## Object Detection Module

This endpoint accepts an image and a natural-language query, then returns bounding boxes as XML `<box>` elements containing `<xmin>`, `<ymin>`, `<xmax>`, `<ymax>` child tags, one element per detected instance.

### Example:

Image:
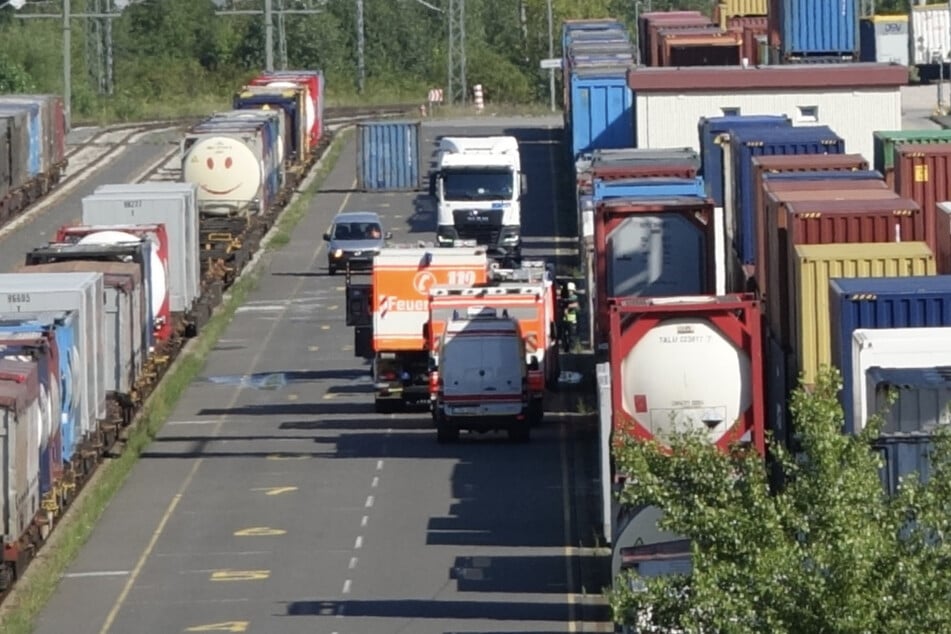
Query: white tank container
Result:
<box><xmin>92</xmin><ymin>183</ymin><xmax>201</xmax><ymax>310</ymax></box>
<box><xmin>0</xmin><ymin>272</ymin><xmax>106</xmax><ymax>435</ymax></box>
<box><xmin>619</xmin><ymin>316</ymin><xmax>752</xmax><ymax>445</ymax></box>
<box><xmin>851</xmin><ymin>327</ymin><xmax>951</xmax><ymax>434</ymax></box>
<box><xmin>181</xmin><ymin>131</ymin><xmax>265</xmax><ymax>217</ymax></box>
<box><xmin>208</xmin><ymin>109</ymin><xmax>287</xmax><ymax>170</ymax></box>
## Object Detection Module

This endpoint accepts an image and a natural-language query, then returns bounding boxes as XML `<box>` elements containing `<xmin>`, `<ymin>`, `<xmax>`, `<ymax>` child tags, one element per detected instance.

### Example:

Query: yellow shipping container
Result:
<box><xmin>716</xmin><ymin>0</ymin><xmax>769</xmax><ymax>18</ymax></box>
<box><xmin>792</xmin><ymin>242</ymin><xmax>936</xmax><ymax>387</ymax></box>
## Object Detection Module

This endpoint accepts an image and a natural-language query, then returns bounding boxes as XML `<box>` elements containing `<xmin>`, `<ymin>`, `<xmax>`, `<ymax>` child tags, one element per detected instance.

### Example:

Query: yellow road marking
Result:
<box><xmin>210</xmin><ymin>570</ymin><xmax>270</xmax><ymax>582</ymax></box>
<box><xmin>308</xmin><ymin>345</ymin><xmax>320</xmax><ymax>352</ymax></box>
<box><xmin>266</xmin><ymin>453</ymin><xmax>308</xmax><ymax>461</ymax></box>
<box><xmin>287</xmin><ymin>393</ymin><xmax>299</xmax><ymax>401</ymax></box>
<box><xmin>186</xmin><ymin>623</ymin><xmax>249</xmax><ymax>632</ymax></box>
<box><xmin>234</xmin><ymin>527</ymin><xmax>286</xmax><ymax>537</ymax></box>
<box><xmin>251</xmin><ymin>486</ymin><xmax>298</xmax><ymax>496</ymax></box>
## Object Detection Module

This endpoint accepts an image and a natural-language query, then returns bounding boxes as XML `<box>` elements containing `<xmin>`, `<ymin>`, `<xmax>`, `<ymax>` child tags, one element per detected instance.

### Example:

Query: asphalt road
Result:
<box><xmin>29</xmin><ymin>117</ymin><xmax>611</xmax><ymax>634</ymax></box>
<box><xmin>0</xmin><ymin>127</ymin><xmax>180</xmax><ymax>272</ymax></box>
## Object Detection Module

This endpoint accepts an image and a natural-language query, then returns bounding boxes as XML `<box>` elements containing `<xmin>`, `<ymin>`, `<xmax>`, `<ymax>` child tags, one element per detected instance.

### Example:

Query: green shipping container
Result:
<box><xmin>872</xmin><ymin>129</ymin><xmax>951</xmax><ymax>185</ymax></box>
<box><xmin>791</xmin><ymin>241</ymin><xmax>936</xmax><ymax>387</ymax></box>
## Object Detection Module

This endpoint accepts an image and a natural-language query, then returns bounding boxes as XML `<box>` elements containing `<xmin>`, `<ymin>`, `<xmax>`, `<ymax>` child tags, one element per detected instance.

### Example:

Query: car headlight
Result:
<box><xmin>333</xmin><ymin>249</ymin><xmax>344</xmax><ymax>258</ymax></box>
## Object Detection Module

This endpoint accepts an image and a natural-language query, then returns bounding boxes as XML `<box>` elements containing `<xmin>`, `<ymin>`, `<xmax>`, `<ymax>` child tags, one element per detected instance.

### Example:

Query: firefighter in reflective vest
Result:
<box><xmin>561</xmin><ymin>282</ymin><xmax>580</xmax><ymax>353</ymax></box>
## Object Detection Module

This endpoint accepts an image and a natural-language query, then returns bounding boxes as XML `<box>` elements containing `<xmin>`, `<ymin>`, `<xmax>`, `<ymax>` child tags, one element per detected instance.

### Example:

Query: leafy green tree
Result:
<box><xmin>608</xmin><ymin>366</ymin><xmax>951</xmax><ymax>633</ymax></box>
<box><xmin>0</xmin><ymin>53</ymin><xmax>33</xmax><ymax>92</ymax></box>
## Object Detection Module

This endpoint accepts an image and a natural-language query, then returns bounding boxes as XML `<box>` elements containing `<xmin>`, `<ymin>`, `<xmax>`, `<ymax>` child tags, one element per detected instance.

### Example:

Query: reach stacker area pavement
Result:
<box><xmin>27</xmin><ymin>116</ymin><xmax>613</xmax><ymax>634</ymax></box>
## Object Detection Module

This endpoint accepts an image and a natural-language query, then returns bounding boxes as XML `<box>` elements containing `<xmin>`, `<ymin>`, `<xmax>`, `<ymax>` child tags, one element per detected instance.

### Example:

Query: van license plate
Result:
<box><xmin>452</xmin><ymin>406</ymin><xmax>478</xmax><ymax>415</ymax></box>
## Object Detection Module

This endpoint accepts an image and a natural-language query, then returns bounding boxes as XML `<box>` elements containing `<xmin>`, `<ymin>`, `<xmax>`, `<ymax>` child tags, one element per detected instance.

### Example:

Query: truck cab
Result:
<box><xmin>432</xmin><ymin>307</ymin><xmax>533</xmax><ymax>443</ymax></box>
<box><xmin>429</xmin><ymin>136</ymin><xmax>526</xmax><ymax>263</ymax></box>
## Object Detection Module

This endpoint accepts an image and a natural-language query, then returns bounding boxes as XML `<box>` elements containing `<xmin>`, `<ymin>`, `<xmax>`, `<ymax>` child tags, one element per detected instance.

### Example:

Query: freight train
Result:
<box><xmin>0</xmin><ymin>69</ymin><xmax>396</xmax><ymax>593</ymax></box>
<box><xmin>564</xmin><ymin>13</ymin><xmax>951</xmax><ymax>613</ymax></box>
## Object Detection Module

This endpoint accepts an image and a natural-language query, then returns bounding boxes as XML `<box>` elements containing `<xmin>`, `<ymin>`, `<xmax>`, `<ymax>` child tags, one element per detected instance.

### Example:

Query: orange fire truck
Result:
<box><xmin>367</xmin><ymin>247</ymin><xmax>490</xmax><ymax>413</ymax></box>
<box><xmin>424</xmin><ymin>262</ymin><xmax>558</xmax><ymax>424</ymax></box>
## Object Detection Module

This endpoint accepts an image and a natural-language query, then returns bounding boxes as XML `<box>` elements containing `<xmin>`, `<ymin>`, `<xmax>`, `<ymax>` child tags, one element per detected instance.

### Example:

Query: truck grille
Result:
<box><xmin>453</xmin><ymin>209</ymin><xmax>502</xmax><ymax>245</ymax></box>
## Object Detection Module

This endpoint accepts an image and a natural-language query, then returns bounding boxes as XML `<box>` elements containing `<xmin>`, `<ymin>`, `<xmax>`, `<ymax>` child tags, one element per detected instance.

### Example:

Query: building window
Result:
<box><xmin>721</xmin><ymin>107</ymin><xmax>741</xmax><ymax>116</ymax></box>
<box><xmin>797</xmin><ymin>106</ymin><xmax>819</xmax><ymax>123</ymax></box>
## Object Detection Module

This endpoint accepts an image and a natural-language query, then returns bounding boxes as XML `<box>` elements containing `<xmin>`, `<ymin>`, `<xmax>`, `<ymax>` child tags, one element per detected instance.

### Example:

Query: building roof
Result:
<box><xmin>627</xmin><ymin>62</ymin><xmax>908</xmax><ymax>92</ymax></box>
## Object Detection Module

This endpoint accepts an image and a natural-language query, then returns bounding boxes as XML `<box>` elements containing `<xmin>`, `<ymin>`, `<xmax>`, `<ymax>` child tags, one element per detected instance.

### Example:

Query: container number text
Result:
<box><xmin>5</xmin><ymin>293</ymin><xmax>29</xmax><ymax>304</ymax></box>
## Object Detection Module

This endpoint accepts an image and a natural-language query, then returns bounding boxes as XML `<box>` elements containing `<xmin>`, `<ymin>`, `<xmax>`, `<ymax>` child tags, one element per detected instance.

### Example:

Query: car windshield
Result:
<box><xmin>443</xmin><ymin>170</ymin><xmax>514</xmax><ymax>200</ymax></box>
<box><xmin>333</xmin><ymin>221</ymin><xmax>382</xmax><ymax>240</ymax></box>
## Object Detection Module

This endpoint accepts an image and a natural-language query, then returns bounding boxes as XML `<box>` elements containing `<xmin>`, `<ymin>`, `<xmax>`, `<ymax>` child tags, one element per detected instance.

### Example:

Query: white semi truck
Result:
<box><xmin>429</xmin><ymin>136</ymin><xmax>526</xmax><ymax>263</ymax></box>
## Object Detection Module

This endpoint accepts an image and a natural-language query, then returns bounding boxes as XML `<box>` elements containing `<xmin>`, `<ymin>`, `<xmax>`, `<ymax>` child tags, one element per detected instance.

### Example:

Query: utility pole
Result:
<box><xmin>356</xmin><ymin>0</ymin><xmax>365</xmax><ymax>93</ymax></box>
<box><xmin>448</xmin><ymin>0</ymin><xmax>466</xmax><ymax>105</ymax></box>
<box><xmin>216</xmin><ymin>0</ymin><xmax>324</xmax><ymax>72</ymax></box>
<box><xmin>277</xmin><ymin>0</ymin><xmax>288</xmax><ymax>70</ymax></box>
<box><xmin>547</xmin><ymin>0</ymin><xmax>554</xmax><ymax>112</ymax></box>
<box><xmin>264</xmin><ymin>0</ymin><xmax>274</xmax><ymax>71</ymax></box>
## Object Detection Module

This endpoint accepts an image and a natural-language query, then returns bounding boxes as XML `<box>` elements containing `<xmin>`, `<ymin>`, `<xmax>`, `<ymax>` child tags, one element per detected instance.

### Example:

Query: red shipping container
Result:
<box><xmin>642</xmin><ymin>14</ymin><xmax>714</xmax><ymax>65</ymax></box>
<box><xmin>751</xmin><ymin>153</ymin><xmax>872</xmax><ymax>296</ymax></box>
<box><xmin>724</xmin><ymin>16</ymin><xmax>768</xmax><ymax>64</ymax></box>
<box><xmin>249</xmin><ymin>70</ymin><xmax>324</xmax><ymax>149</ymax></box>
<box><xmin>591</xmin><ymin>161</ymin><xmax>699</xmax><ymax>183</ymax></box>
<box><xmin>894</xmin><ymin>144</ymin><xmax>951</xmax><ymax>270</ymax></box>
<box><xmin>607</xmin><ymin>293</ymin><xmax>765</xmax><ymax>457</ymax></box>
<box><xmin>55</xmin><ymin>223</ymin><xmax>174</xmax><ymax>342</ymax></box>
<box><xmin>763</xmin><ymin>187</ymin><xmax>900</xmax><ymax>346</ymax></box>
<box><xmin>593</xmin><ymin>197</ymin><xmax>717</xmax><ymax>347</ymax></box>
<box><xmin>658</xmin><ymin>30</ymin><xmax>743</xmax><ymax>67</ymax></box>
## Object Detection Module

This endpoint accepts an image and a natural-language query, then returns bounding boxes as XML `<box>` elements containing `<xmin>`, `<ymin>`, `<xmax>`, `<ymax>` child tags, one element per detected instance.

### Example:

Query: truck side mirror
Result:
<box><xmin>428</xmin><ymin>173</ymin><xmax>438</xmax><ymax>197</ymax></box>
<box><xmin>520</xmin><ymin>172</ymin><xmax>528</xmax><ymax>196</ymax></box>
<box><xmin>528</xmin><ymin>356</ymin><xmax>540</xmax><ymax>371</ymax></box>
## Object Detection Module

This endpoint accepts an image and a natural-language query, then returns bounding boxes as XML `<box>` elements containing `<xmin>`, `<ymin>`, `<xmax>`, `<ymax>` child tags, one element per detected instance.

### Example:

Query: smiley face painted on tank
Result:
<box><xmin>183</xmin><ymin>136</ymin><xmax>262</xmax><ymax>207</ymax></box>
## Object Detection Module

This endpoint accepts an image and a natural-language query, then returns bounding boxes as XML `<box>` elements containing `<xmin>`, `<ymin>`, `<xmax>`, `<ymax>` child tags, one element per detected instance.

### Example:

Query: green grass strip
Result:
<box><xmin>0</xmin><ymin>126</ymin><xmax>351</xmax><ymax>634</ymax></box>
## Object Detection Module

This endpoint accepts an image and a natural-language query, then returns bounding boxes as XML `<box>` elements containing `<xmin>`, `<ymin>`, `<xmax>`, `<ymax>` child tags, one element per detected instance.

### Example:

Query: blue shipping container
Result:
<box><xmin>569</xmin><ymin>68</ymin><xmax>633</xmax><ymax>159</ymax></box>
<box><xmin>697</xmin><ymin>115</ymin><xmax>792</xmax><ymax>207</ymax></box>
<box><xmin>761</xmin><ymin>169</ymin><xmax>884</xmax><ymax>184</ymax></box>
<box><xmin>730</xmin><ymin>125</ymin><xmax>845</xmax><ymax>265</ymax></box>
<box><xmin>828</xmin><ymin>275</ymin><xmax>951</xmax><ymax>434</ymax></box>
<box><xmin>0</xmin><ymin>103</ymin><xmax>40</xmax><ymax>177</ymax></box>
<box><xmin>593</xmin><ymin>177</ymin><xmax>706</xmax><ymax>202</ymax></box>
<box><xmin>0</xmin><ymin>310</ymin><xmax>80</xmax><ymax>463</ymax></box>
<box><xmin>356</xmin><ymin>120</ymin><xmax>422</xmax><ymax>192</ymax></box>
<box><xmin>777</xmin><ymin>0</ymin><xmax>859</xmax><ymax>58</ymax></box>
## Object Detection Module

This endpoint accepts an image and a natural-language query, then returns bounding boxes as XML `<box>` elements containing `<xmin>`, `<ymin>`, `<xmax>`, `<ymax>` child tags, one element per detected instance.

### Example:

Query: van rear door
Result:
<box><xmin>481</xmin><ymin>335</ymin><xmax>522</xmax><ymax>397</ymax></box>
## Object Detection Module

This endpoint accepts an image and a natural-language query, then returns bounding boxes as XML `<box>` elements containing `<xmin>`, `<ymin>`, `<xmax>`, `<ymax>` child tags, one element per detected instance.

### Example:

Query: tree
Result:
<box><xmin>0</xmin><ymin>54</ymin><xmax>33</xmax><ymax>93</ymax></box>
<box><xmin>608</xmin><ymin>366</ymin><xmax>951</xmax><ymax>633</ymax></box>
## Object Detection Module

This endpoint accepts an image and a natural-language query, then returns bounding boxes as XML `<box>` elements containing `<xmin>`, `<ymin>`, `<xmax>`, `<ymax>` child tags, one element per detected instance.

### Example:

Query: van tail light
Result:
<box><xmin>380</xmin><ymin>371</ymin><xmax>397</xmax><ymax>381</ymax></box>
<box><xmin>429</xmin><ymin>371</ymin><xmax>440</xmax><ymax>396</ymax></box>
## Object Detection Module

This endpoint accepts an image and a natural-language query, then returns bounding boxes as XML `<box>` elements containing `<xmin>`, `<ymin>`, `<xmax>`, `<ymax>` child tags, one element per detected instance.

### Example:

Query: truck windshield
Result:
<box><xmin>442</xmin><ymin>170</ymin><xmax>514</xmax><ymax>201</ymax></box>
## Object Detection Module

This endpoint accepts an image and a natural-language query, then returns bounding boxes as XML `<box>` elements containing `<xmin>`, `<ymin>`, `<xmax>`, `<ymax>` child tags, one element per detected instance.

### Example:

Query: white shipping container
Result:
<box><xmin>86</xmin><ymin>183</ymin><xmax>201</xmax><ymax>311</ymax></box>
<box><xmin>851</xmin><ymin>327</ymin><xmax>951</xmax><ymax>433</ymax></box>
<box><xmin>911</xmin><ymin>5</ymin><xmax>951</xmax><ymax>66</ymax></box>
<box><xmin>867</xmin><ymin>367</ymin><xmax>951</xmax><ymax>434</ymax></box>
<box><xmin>861</xmin><ymin>16</ymin><xmax>909</xmax><ymax>66</ymax></box>
<box><xmin>634</xmin><ymin>87</ymin><xmax>901</xmax><ymax>171</ymax></box>
<box><xmin>0</xmin><ymin>273</ymin><xmax>105</xmax><ymax>433</ymax></box>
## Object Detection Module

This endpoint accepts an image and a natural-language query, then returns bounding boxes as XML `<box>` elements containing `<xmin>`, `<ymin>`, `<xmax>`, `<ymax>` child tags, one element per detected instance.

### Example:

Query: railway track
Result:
<box><xmin>0</xmin><ymin>103</ymin><xmax>413</xmax><ymax>608</ymax></box>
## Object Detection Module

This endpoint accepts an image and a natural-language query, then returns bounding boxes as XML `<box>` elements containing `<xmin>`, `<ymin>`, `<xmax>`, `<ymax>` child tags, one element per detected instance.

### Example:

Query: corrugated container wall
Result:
<box><xmin>355</xmin><ymin>120</ymin><xmax>422</xmax><ymax>192</ymax></box>
<box><xmin>770</xmin><ymin>0</ymin><xmax>859</xmax><ymax>58</ymax></box>
<box><xmin>697</xmin><ymin>115</ymin><xmax>792</xmax><ymax>206</ymax></box>
<box><xmin>859</xmin><ymin>16</ymin><xmax>909</xmax><ymax>66</ymax></box>
<box><xmin>724</xmin><ymin>16</ymin><xmax>770</xmax><ymax>64</ymax></box>
<box><xmin>828</xmin><ymin>275</ymin><xmax>951</xmax><ymax>434</ymax></box>
<box><xmin>791</xmin><ymin>241</ymin><xmax>936</xmax><ymax>387</ymax></box>
<box><xmin>874</xmin><ymin>434</ymin><xmax>935</xmax><ymax>497</ymax></box>
<box><xmin>569</xmin><ymin>68</ymin><xmax>633</xmax><ymax>158</ymax></box>
<box><xmin>911</xmin><ymin>5</ymin><xmax>951</xmax><ymax>66</ymax></box>
<box><xmin>0</xmin><ymin>375</ymin><xmax>40</xmax><ymax>554</ymax></box>
<box><xmin>715</xmin><ymin>0</ymin><xmax>768</xmax><ymax>18</ymax></box>
<box><xmin>872</xmin><ymin>130</ymin><xmax>951</xmax><ymax>187</ymax></box>
<box><xmin>867</xmin><ymin>367</ymin><xmax>951</xmax><ymax>434</ymax></box>
<box><xmin>731</xmin><ymin>125</ymin><xmax>846</xmax><ymax>266</ymax></box>
<box><xmin>894</xmin><ymin>145</ymin><xmax>951</xmax><ymax>240</ymax></box>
